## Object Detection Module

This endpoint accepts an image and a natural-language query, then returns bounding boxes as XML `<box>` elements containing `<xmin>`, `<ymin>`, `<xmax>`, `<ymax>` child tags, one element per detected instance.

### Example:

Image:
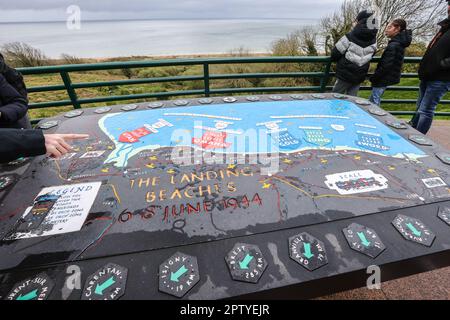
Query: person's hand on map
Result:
<box><xmin>44</xmin><ymin>134</ymin><xmax>89</xmax><ymax>158</ymax></box>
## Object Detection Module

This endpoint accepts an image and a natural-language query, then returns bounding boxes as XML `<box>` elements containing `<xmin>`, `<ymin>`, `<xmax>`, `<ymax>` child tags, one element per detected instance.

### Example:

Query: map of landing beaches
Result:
<box><xmin>99</xmin><ymin>100</ymin><xmax>426</xmax><ymax>167</ymax></box>
<box><xmin>1</xmin><ymin>97</ymin><xmax>449</xmax><ymax>267</ymax></box>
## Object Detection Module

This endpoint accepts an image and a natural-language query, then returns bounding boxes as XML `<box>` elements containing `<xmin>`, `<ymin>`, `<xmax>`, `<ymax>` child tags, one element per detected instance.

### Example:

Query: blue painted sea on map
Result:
<box><xmin>98</xmin><ymin>100</ymin><xmax>426</xmax><ymax>167</ymax></box>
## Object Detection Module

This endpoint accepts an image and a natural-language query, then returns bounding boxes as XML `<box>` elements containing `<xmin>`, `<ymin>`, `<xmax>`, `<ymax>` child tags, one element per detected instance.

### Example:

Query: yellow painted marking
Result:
<box><xmin>146</xmin><ymin>163</ymin><xmax>156</xmax><ymax>169</ymax></box>
<box><xmin>107</xmin><ymin>184</ymin><xmax>121</xmax><ymax>204</ymax></box>
<box><xmin>262</xmin><ymin>183</ymin><xmax>271</xmax><ymax>189</ymax></box>
<box><xmin>149</xmin><ymin>156</ymin><xmax>158</xmax><ymax>161</ymax></box>
<box><xmin>167</xmin><ymin>169</ymin><xmax>176</xmax><ymax>174</ymax></box>
<box><xmin>228</xmin><ymin>164</ymin><xmax>236</xmax><ymax>169</ymax></box>
<box><xmin>283</xmin><ymin>159</ymin><xmax>293</xmax><ymax>164</ymax></box>
<box><xmin>354</xmin><ymin>155</ymin><xmax>361</xmax><ymax>160</ymax></box>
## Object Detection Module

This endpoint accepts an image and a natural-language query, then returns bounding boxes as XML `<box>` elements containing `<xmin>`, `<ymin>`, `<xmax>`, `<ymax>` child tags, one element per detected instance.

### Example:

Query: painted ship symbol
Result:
<box><xmin>258</xmin><ymin>121</ymin><xmax>301</xmax><ymax>151</ymax></box>
<box><xmin>268</xmin><ymin>130</ymin><xmax>301</xmax><ymax>151</ymax></box>
<box><xmin>355</xmin><ymin>131</ymin><xmax>390</xmax><ymax>152</ymax></box>
<box><xmin>301</xmin><ymin>127</ymin><xmax>332</xmax><ymax>147</ymax></box>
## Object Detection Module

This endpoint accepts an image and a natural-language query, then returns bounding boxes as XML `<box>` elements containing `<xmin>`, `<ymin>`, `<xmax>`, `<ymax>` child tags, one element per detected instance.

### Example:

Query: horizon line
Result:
<box><xmin>0</xmin><ymin>17</ymin><xmax>320</xmax><ymax>24</ymax></box>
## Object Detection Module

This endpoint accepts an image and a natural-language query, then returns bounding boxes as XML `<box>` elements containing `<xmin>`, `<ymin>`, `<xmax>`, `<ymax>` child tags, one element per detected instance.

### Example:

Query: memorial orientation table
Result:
<box><xmin>0</xmin><ymin>93</ymin><xmax>450</xmax><ymax>300</ymax></box>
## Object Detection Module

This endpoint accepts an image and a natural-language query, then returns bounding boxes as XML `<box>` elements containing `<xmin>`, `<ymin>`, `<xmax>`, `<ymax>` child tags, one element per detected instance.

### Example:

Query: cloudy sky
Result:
<box><xmin>0</xmin><ymin>0</ymin><xmax>346</xmax><ymax>22</ymax></box>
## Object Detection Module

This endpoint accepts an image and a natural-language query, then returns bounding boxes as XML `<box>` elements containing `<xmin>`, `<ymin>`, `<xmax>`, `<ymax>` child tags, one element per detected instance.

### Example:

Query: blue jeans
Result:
<box><xmin>369</xmin><ymin>87</ymin><xmax>387</xmax><ymax>106</ymax></box>
<box><xmin>411</xmin><ymin>80</ymin><xmax>450</xmax><ymax>134</ymax></box>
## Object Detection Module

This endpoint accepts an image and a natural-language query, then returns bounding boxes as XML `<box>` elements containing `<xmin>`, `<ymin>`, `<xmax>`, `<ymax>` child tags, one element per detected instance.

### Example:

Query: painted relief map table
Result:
<box><xmin>1</xmin><ymin>93</ymin><xmax>450</xmax><ymax>300</ymax></box>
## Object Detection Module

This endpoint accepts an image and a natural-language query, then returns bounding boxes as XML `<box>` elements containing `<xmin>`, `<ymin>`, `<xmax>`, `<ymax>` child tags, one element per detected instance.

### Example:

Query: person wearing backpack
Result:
<box><xmin>331</xmin><ymin>10</ymin><xmax>379</xmax><ymax>96</ymax></box>
<box><xmin>0</xmin><ymin>53</ymin><xmax>31</xmax><ymax>129</ymax></box>
<box><xmin>369</xmin><ymin>19</ymin><xmax>412</xmax><ymax>106</ymax></box>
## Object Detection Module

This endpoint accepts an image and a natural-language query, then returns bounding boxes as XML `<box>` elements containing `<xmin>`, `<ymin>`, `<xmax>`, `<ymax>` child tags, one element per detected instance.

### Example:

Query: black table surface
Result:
<box><xmin>1</xmin><ymin>93</ymin><xmax>450</xmax><ymax>300</ymax></box>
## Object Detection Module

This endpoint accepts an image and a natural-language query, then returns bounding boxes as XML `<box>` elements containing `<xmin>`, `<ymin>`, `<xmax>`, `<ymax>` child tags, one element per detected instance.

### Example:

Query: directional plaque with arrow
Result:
<box><xmin>198</xmin><ymin>98</ymin><xmax>214</xmax><ymax>104</ymax></box>
<box><xmin>385</xmin><ymin>120</ymin><xmax>408</xmax><ymax>130</ymax></box>
<box><xmin>81</xmin><ymin>263</ymin><xmax>128</xmax><ymax>300</ymax></box>
<box><xmin>368</xmin><ymin>108</ymin><xmax>388</xmax><ymax>116</ymax></box>
<box><xmin>174</xmin><ymin>100</ymin><xmax>190</xmax><ymax>106</ymax></box>
<box><xmin>148</xmin><ymin>102</ymin><xmax>164</xmax><ymax>109</ymax></box>
<box><xmin>343</xmin><ymin>223</ymin><xmax>386</xmax><ymax>258</ymax></box>
<box><xmin>288</xmin><ymin>232</ymin><xmax>328</xmax><ymax>271</ymax></box>
<box><xmin>94</xmin><ymin>106</ymin><xmax>112</xmax><ymax>114</ymax></box>
<box><xmin>6</xmin><ymin>273</ymin><xmax>54</xmax><ymax>300</ymax></box>
<box><xmin>38</xmin><ymin>120</ymin><xmax>58</xmax><ymax>130</ymax></box>
<box><xmin>436</xmin><ymin>153</ymin><xmax>450</xmax><ymax>165</ymax></box>
<box><xmin>225</xmin><ymin>243</ymin><xmax>267</xmax><ymax>284</ymax></box>
<box><xmin>0</xmin><ymin>174</ymin><xmax>15</xmax><ymax>192</ymax></box>
<box><xmin>409</xmin><ymin>135</ymin><xmax>433</xmax><ymax>146</ymax></box>
<box><xmin>121</xmin><ymin>104</ymin><xmax>138</xmax><ymax>112</ymax></box>
<box><xmin>64</xmin><ymin>110</ymin><xmax>84</xmax><ymax>118</ymax></box>
<box><xmin>159</xmin><ymin>252</ymin><xmax>200</xmax><ymax>298</ymax></box>
<box><xmin>438</xmin><ymin>207</ymin><xmax>450</xmax><ymax>226</ymax></box>
<box><xmin>392</xmin><ymin>215</ymin><xmax>435</xmax><ymax>247</ymax></box>
<box><xmin>355</xmin><ymin>99</ymin><xmax>371</xmax><ymax>105</ymax></box>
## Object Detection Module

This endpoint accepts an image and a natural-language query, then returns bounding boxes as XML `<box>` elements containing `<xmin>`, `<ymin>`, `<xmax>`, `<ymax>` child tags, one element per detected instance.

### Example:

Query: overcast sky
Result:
<box><xmin>0</xmin><ymin>0</ymin><xmax>346</xmax><ymax>22</ymax></box>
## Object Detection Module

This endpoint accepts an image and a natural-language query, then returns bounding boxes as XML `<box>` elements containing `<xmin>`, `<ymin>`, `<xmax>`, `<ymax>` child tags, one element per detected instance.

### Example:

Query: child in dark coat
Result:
<box><xmin>369</xmin><ymin>19</ymin><xmax>412</xmax><ymax>106</ymax></box>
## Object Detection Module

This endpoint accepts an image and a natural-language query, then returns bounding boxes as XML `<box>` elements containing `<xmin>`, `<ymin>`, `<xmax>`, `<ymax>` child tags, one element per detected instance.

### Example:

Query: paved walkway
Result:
<box><xmin>320</xmin><ymin>120</ymin><xmax>450</xmax><ymax>300</ymax></box>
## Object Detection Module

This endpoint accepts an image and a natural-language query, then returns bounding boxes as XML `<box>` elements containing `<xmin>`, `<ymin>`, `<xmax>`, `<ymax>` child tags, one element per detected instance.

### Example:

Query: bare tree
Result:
<box><xmin>321</xmin><ymin>0</ymin><xmax>366</xmax><ymax>55</ymax></box>
<box><xmin>321</xmin><ymin>0</ymin><xmax>446</xmax><ymax>53</ymax></box>
<box><xmin>270</xmin><ymin>33</ymin><xmax>302</xmax><ymax>56</ymax></box>
<box><xmin>372</xmin><ymin>0</ymin><xmax>446</xmax><ymax>45</ymax></box>
<box><xmin>298</xmin><ymin>27</ymin><xmax>319</xmax><ymax>56</ymax></box>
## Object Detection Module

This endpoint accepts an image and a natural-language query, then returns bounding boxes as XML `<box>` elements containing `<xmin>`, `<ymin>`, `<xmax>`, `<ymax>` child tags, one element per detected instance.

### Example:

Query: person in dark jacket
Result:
<box><xmin>0</xmin><ymin>129</ymin><xmax>89</xmax><ymax>163</ymax></box>
<box><xmin>369</xmin><ymin>19</ymin><xmax>412</xmax><ymax>106</ymax></box>
<box><xmin>331</xmin><ymin>10</ymin><xmax>379</xmax><ymax>96</ymax></box>
<box><xmin>0</xmin><ymin>74</ymin><xmax>29</xmax><ymax>129</ymax></box>
<box><xmin>410</xmin><ymin>2</ymin><xmax>450</xmax><ymax>134</ymax></box>
<box><xmin>0</xmin><ymin>54</ymin><xmax>31</xmax><ymax>129</ymax></box>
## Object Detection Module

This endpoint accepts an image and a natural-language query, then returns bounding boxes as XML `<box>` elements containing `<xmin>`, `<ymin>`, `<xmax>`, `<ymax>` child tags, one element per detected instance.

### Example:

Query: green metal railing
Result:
<box><xmin>17</xmin><ymin>56</ymin><xmax>450</xmax><ymax>124</ymax></box>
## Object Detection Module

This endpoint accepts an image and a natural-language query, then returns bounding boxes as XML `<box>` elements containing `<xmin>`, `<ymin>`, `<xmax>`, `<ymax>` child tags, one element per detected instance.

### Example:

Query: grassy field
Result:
<box><xmin>23</xmin><ymin>59</ymin><xmax>450</xmax><ymax>122</ymax></box>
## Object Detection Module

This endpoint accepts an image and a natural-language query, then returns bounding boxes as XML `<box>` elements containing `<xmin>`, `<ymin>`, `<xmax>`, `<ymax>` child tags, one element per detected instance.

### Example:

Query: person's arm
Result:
<box><xmin>0</xmin><ymin>129</ymin><xmax>46</xmax><ymax>163</ymax></box>
<box><xmin>0</xmin><ymin>130</ymin><xmax>89</xmax><ymax>163</ymax></box>
<box><xmin>330</xmin><ymin>36</ymin><xmax>351</xmax><ymax>62</ymax></box>
<box><xmin>0</xmin><ymin>74</ymin><xmax>28</xmax><ymax>124</ymax></box>
<box><xmin>370</xmin><ymin>44</ymin><xmax>397</xmax><ymax>84</ymax></box>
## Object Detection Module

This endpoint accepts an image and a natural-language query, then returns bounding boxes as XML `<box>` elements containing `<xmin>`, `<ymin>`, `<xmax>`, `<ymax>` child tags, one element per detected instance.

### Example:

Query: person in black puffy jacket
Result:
<box><xmin>369</xmin><ymin>19</ymin><xmax>412</xmax><ymax>106</ymax></box>
<box><xmin>0</xmin><ymin>74</ymin><xmax>29</xmax><ymax>129</ymax></box>
<box><xmin>0</xmin><ymin>53</ymin><xmax>31</xmax><ymax>129</ymax></box>
<box><xmin>331</xmin><ymin>10</ymin><xmax>379</xmax><ymax>96</ymax></box>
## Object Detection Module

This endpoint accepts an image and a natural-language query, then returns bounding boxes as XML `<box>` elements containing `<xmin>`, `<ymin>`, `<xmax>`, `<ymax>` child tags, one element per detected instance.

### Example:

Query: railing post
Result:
<box><xmin>320</xmin><ymin>60</ymin><xmax>332</xmax><ymax>93</ymax></box>
<box><xmin>203</xmin><ymin>63</ymin><xmax>210</xmax><ymax>97</ymax></box>
<box><xmin>60</xmin><ymin>71</ymin><xmax>81</xmax><ymax>109</ymax></box>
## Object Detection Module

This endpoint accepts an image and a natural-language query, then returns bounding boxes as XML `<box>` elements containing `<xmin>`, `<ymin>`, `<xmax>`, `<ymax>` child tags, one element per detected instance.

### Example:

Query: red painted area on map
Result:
<box><xmin>192</xmin><ymin>131</ymin><xmax>231</xmax><ymax>149</ymax></box>
<box><xmin>119</xmin><ymin>127</ymin><xmax>151</xmax><ymax>143</ymax></box>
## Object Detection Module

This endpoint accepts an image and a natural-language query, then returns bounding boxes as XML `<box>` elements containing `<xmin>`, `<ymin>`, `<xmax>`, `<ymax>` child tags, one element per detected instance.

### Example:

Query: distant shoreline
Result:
<box><xmin>0</xmin><ymin>19</ymin><xmax>317</xmax><ymax>59</ymax></box>
<box><xmin>0</xmin><ymin>18</ymin><xmax>319</xmax><ymax>24</ymax></box>
<box><xmin>44</xmin><ymin>52</ymin><xmax>270</xmax><ymax>64</ymax></box>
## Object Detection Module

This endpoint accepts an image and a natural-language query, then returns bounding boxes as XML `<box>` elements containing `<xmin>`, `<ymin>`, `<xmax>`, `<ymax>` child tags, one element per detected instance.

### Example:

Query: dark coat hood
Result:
<box><xmin>391</xmin><ymin>30</ymin><xmax>413</xmax><ymax>48</ymax></box>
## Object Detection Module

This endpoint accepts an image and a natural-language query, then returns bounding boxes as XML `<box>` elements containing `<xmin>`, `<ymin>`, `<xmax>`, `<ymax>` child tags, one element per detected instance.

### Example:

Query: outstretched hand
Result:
<box><xmin>44</xmin><ymin>134</ymin><xmax>89</xmax><ymax>158</ymax></box>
